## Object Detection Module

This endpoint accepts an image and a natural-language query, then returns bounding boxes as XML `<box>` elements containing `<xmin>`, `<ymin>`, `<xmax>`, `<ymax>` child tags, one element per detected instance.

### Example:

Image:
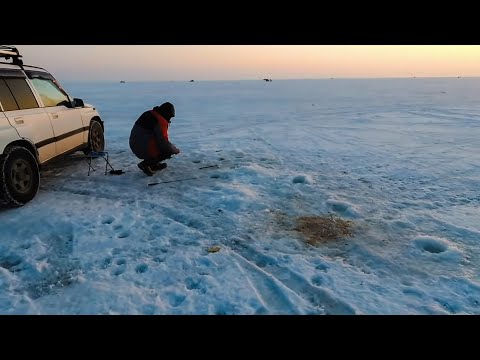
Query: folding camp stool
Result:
<box><xmin>86</xmin><ymin>151</ymin><xmax>115</xmax><ymax>176</ymax></box>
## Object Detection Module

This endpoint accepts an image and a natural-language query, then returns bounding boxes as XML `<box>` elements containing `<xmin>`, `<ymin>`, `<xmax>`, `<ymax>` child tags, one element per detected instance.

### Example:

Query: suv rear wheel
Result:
<box><xmin>0</xmin><ymin>146</ymin><xmax>40</xmax><ymax>206</ymax></box>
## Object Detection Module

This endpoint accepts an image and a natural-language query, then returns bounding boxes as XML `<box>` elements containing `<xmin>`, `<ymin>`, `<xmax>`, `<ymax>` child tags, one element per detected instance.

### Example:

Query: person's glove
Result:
<box><xmin>171</xmin><ymin>145</ymin><xmax>181</xmax><ymax>155</ymax></box>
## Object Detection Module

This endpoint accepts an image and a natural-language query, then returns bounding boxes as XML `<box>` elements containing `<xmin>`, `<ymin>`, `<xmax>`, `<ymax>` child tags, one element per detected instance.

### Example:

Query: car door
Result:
<box><xmin>0</xmin><ymin>70</ymin><xmax>56</xmax><ymax>163</ymax></box>
<box><xmin>27</xmin><ymin>72</ymin><xmax>85</xmax><ymax>155</ymax></box>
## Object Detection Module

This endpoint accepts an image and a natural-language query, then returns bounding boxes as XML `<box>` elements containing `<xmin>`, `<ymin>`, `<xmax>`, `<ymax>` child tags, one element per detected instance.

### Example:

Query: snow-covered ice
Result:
<box><xmin>1</xmin><ymin>78</ymin><xmax>479</xmax><ymax>314</ymax></box>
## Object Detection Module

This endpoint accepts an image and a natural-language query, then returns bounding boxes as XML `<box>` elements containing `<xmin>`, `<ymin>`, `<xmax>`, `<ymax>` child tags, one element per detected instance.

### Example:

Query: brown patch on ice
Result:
<box><xmin>295</xmin><ymin>215</ymin><xmax>353</xmax><ymax>246</ymax></box>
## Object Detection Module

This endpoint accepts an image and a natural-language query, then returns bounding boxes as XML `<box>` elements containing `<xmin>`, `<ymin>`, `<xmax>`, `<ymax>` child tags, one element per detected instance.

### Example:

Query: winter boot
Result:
<box><xmin>151</xmin><ymin>162</ymin><xmax>167</xmax><ymax>171</ymax></box>
<box><xmin>138</xmin><ymin>161</ymin><xmax>155</xmax><ymax>176</ymax></box>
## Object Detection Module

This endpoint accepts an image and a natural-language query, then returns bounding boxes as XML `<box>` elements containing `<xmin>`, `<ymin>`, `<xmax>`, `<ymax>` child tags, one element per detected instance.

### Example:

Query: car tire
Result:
<box><xmin>83</xmin><ymin>120</ymin><xmax>105</xmax><ymax>154</ymax></box>
<box><xmin>0</xmin><ymin>146</ymin><xmax>40</xmax><ymax>206</ymax></box>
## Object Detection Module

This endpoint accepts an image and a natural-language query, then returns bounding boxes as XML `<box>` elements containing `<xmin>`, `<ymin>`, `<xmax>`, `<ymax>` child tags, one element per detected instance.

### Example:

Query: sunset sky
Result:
<box><xmin>16</xmin><ymin>45</ymin><xmax>480</xmax><ymax>81</ymax></box>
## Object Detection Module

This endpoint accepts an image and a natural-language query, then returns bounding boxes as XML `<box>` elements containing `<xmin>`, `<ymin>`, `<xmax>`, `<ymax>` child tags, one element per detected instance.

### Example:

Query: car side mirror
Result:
<box><xmin>74</xmin><ymin>98</ymin><xmax>84</xmax><ymax>107</ymax></box>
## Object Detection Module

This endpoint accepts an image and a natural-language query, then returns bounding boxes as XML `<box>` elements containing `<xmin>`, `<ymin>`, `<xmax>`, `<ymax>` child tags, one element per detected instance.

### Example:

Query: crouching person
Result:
<box><xmin>129</xmin><ymin>102</ymin><xmax>180</xmax><ymax>176</ymax></box>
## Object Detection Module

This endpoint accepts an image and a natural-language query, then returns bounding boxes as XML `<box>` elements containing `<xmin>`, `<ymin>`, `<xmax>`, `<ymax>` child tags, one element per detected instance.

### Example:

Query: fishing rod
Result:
<box><xmin>148</xmin><ymin>176</ymin><xmax>201</xmax><ymax>186</ymax></box>
<box><xmin>198</xmin><ymin>164</ymin><xmax>219</xmax><ymax>170</ymax></box>
<box><xmin>148</xmin><ymin>164</ymin><xmax>220</xmax><ymax>186</ymax></box>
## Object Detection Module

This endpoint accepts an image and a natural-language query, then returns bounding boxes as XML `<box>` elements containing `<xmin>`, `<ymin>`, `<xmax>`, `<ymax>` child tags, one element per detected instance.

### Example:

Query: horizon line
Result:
<box><xmin>62</xmin><ymin>75</ymin><xmax>480</xmax><ymax>83</ymax></box>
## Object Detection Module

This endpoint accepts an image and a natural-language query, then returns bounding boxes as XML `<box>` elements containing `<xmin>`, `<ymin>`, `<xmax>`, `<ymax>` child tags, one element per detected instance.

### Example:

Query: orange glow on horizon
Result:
<box><xmin>17</xmin><ymin>45</ymin><xmax>480</xmax><ymax>81</ymax></box>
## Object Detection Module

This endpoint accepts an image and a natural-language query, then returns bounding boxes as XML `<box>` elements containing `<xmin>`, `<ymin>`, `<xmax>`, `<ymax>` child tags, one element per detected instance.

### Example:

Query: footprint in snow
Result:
<box><xmin>112</xmin><ymin>267</ymin><xmax>126</xmax><ymax>276</ymax></box>
<box><xmin>117</xmin><ymin>230</ymin><xmax>131</xmax><ymax>239</ymax></box>
<box><xmin>135</xmin><ymin>263</ymin><xmax>148</xmax><ymax>273</ymax></box>
<box><xmin>101</xmin><ymin>216</ymin><xmax>115</xmax><ymax>225</ymax></box>
<box><xmin>412</xmin><ymin>236</ymin><xmax>449</xmax><ymax>254</ymax></box>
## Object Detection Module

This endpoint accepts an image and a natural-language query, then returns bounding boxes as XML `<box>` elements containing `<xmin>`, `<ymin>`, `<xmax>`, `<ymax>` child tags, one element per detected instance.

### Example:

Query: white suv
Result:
<box><xmin>0</xmin><ymin>45</ymin><xmax>105</xmax><ymax>206</ymax></box>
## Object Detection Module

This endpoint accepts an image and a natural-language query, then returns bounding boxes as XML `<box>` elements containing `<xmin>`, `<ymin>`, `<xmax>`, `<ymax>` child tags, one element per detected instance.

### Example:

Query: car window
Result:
<box><xmin>4</xmin><ymin>78</ymin><xmax>39</xmax><ymax>110</ymax></box>
<box><xmin>0</xmin><ymin>78</ymin><xmax>19</xmax><ymax>111</ymax></box>
<box><xmin>30</xmin><ymin>78</ymin><xmax>71</xmax><ymax>108</ymax></box>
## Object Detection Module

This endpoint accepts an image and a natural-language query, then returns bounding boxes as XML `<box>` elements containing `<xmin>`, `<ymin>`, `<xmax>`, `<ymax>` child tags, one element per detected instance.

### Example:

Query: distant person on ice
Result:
<box><xmin>129</xmin><ymin>102</ymin><xmax>180</xmax><ymax>176</ymax></box>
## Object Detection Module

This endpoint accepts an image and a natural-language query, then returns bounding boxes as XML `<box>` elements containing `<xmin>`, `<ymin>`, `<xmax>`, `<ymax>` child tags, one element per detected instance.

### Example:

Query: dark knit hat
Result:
<box><xmin>157</xmin><ymin>102</ymin><xmax>175</xmax><ymax>120</ymax></box>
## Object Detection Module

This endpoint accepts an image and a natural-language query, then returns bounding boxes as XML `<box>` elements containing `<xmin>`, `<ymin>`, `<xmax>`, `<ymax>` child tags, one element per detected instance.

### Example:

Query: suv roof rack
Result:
<box><xmin>0</xmin><ymin>45</ymin><xmax>23</xmax><ymax>66</ymax></box>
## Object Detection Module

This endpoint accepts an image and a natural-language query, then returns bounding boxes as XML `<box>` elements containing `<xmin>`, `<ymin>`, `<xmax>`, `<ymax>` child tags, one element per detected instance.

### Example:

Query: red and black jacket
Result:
<box><xmin>134</xmin><ymin>107</ymin><xmax>174</xmax><ymax>157</ymax></box>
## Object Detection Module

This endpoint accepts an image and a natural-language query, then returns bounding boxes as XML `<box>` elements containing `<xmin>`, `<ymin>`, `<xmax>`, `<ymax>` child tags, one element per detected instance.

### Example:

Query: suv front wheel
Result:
<box><xmin>0</xmin><ymin>146</ymin><xmax>40</xmax><ymax>206</ymax></box>
<box><xmin>84</xmin><ymin>120</ymin><xmax>105</xmax><ymax>154</ymax></box>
